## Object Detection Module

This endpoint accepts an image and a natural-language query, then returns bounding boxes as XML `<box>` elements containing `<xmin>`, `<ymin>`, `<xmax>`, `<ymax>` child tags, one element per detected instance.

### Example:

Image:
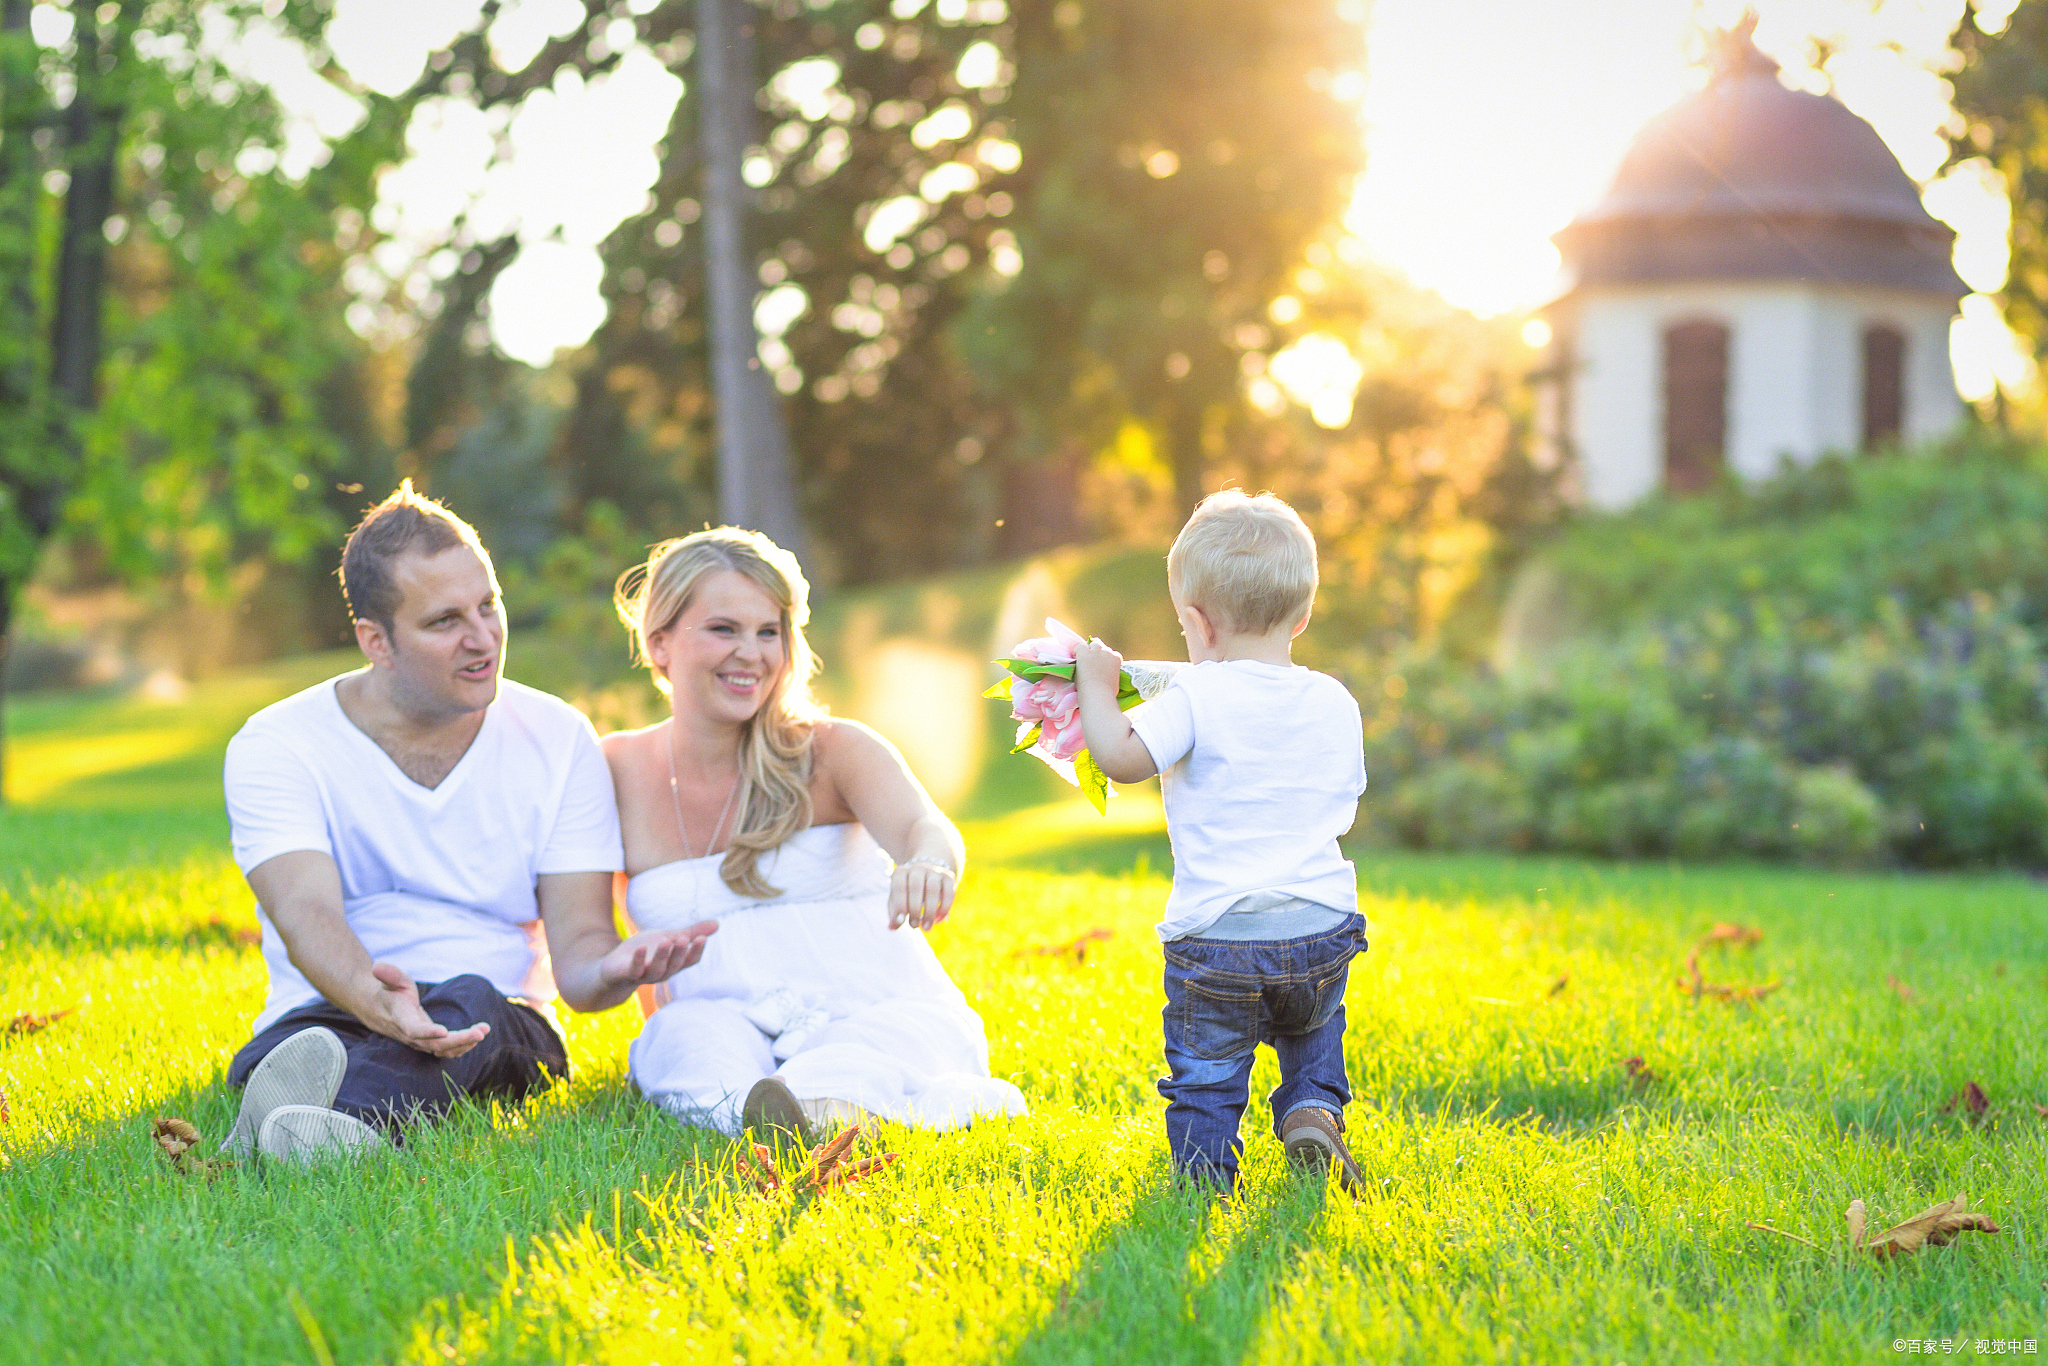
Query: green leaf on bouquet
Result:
<box><xmin>1118</xmin><ymin>690</ymin><xmax>1144</xmax><ymax>712</ymax></box>
<box><xmin>1075</xmin><ymin>749</ymin><xmax>1110</xmax><ymax>815</ymax></box>
<box><xmin>982</xmin><ymin>676</ymin><xmax>1015</xmax><ymax>700</ymax></box>
<box><xmin>994</xmin><ymin>658</ymin><xmax>1077</xmax><ymax>681</ymax></box>
<box><xmin>1011</xmin><ymin>723</ymin><xmax>1044</xmax><ymax>755</ymax></box>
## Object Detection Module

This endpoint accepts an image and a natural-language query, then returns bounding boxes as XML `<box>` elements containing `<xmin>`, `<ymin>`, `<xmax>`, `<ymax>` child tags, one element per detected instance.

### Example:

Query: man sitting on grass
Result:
<box><xmin>221</xmin><ymin>483</ymin><xmax>715</xmax><ymax>1162</ymax></box>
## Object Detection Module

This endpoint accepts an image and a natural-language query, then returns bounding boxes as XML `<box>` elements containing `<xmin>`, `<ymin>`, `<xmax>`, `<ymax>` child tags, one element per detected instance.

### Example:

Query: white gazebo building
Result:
<box><xmin>1540</xmin><ymin>26</ymin><xmax>1967</xmax><ymax>508</ymax></box>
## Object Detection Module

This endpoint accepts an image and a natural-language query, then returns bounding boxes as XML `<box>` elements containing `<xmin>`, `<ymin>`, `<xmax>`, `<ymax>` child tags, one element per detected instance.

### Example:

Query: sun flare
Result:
<box><xmin>1349</xmin><ymin>0</ymin><xmax>2031</xmax><ymax>400</ymax></box>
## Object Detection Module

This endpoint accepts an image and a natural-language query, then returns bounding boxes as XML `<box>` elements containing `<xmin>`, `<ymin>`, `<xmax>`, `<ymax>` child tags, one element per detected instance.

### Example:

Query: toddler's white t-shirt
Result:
<box><xmin>1127</xmin><ymin>659</ymin><xmax>1365</xmax><ymax>942</ymax></box>
<box><xmin>224</xmin><ymin>673</ymin><xmax>626</xmax><ymax>1031</ymax></box>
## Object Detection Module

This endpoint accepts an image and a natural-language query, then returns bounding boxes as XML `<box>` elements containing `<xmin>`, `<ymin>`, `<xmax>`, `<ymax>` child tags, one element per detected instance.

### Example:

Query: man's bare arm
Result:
<box><xmin>245</xmin><ymin>850</ymin><xmax>489</xmax><ymax>1058</ymax></box>
<box><xmin>539</xmin><ymin>870</ymin><xmax>716</xmax><ymax>1015</ymax></box>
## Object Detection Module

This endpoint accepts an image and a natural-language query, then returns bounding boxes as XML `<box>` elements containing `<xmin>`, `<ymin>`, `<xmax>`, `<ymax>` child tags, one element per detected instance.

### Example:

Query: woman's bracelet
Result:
<box><xmin>899</xmin><ymin>857</ymin><xmax>958</xmax><ymax>879</ymax></box>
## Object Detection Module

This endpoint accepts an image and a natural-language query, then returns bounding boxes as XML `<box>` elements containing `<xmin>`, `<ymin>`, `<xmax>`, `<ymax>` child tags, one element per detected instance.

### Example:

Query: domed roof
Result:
<box><xmin>1552</xmin><ymin>26</ymin><xmax>1964</xmax><ymax>299</ymax></box>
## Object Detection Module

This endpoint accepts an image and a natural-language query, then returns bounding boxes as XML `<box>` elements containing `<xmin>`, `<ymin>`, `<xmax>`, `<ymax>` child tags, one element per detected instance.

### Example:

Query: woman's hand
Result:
<box><xmin>596</xmin><ymin>922</ymin><xmax>719</xmax><ymax>990</ymax></box>
<box><xmin>812</xmin><ymin>719</ymin><xmax>969</xmax><ymax>933</ymax></box>
<box><xmin>890</xmin><ymin>859</ymin><xmax>957</xmax><ymax>931</ymax></box>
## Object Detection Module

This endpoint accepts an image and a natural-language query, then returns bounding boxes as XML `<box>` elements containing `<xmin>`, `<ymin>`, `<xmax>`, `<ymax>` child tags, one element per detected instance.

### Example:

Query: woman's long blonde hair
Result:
<box><xmin>614</xmin><ymin>527</ymin><xmax>825</xmax><ymax>897</ymax></box>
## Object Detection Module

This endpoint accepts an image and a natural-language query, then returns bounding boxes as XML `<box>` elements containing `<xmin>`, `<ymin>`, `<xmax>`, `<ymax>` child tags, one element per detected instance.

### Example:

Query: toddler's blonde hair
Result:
<box><xmin>1166</xmin><ymin>491</ymin><xmax>1318</xmax><ymax>634</ymax></box>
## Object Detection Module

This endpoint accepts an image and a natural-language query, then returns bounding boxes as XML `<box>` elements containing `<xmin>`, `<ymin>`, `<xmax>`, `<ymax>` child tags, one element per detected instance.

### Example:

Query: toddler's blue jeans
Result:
<box><xmin>1158</xmin><ymin>914</ymin><xmax>1367</xmax><ymax>1190</ymax></box>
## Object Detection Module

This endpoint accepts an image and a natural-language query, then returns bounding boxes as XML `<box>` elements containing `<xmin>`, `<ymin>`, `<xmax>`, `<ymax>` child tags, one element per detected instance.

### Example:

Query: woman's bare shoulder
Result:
<box><xmin>599</xmin><ymin>719</ymin><xmax>667</xmax><ymax>765</ymax></box>
<box><xmin>805</xmin><ymin>717</ymin><xmax>890</xmax><ymax>824</ymax></box>
<box><xmin>809</xmin><ymin>716</ymin><xmax>892</xmax><ymax>766</ymax></box>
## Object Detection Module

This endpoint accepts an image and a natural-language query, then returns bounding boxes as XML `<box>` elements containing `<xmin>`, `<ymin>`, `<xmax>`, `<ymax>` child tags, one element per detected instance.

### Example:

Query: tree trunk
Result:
<box><xmin>696</xmin><ymin>0</ymin><xmax>808</xmax><ymax>563</ymax></box>
<box><xmin>0</xmin><ymin>0</ymin><xmax>31</xmax><ymax>407</ymax></box>
<box><xmin>0</xmin><ymin>0</ymin><xmax>38</xmax><ymax>805</ymax></box>
<box><xmin>52</xmin><ymin>6</ymin><xmax>119</xmax><ymax>417</ymax></box>
<box><xmin>0</xmin><ymin>2</ymin><xmax>131</xmax><ymax>807</ymax></box>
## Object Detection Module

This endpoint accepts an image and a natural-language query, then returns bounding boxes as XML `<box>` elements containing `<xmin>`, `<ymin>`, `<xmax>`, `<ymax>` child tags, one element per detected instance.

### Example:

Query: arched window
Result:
<box><xmin>1663</xmin><ymin>318</ymin><xmax>1728</xmax><ymax>493</ymax></box>
<box><xmin>1861</xmin><ymin>323</ymin><xmax>1905</xmax><ymax>449</ymax></box>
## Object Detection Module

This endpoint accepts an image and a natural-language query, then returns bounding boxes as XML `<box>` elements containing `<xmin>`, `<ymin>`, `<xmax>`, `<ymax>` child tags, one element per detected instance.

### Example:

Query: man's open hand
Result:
<box><xmin>597</xmin><ymin>923</ymin><xmax>719</xmax><ymax>990</ymax></box>
<box><xmin>367</xmin><ymin>962</ymin><xmax>491</xmax><ymax>1057</ymax></box>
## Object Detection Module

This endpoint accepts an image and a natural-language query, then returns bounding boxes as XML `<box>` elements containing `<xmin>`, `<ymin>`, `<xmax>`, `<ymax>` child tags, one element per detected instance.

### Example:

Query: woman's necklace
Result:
<box><xmin>667</xmin><ymin>718</ymin><xmax>742</xmax><ymax>863</ymax></box>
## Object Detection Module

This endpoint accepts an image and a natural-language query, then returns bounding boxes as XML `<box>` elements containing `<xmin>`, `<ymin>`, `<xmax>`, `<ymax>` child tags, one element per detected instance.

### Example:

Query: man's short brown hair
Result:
<box><xmin>338</xmin><ymin>481</ymin><xmax>494</xmax><ymax>634</ymax></box>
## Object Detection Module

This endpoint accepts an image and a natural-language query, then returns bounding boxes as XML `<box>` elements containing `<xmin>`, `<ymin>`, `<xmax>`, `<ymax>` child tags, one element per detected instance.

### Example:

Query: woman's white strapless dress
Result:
<box><xmin>624</xmin><ymin>822</ymin><xmax>1028</xmax><ymax>1134</ymax></box>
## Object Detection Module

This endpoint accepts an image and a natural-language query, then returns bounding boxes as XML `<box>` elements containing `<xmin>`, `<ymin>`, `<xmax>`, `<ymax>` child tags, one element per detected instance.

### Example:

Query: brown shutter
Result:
<box><xmin>1861</xmin><ymin>324</ymin><xmax>1905</xmax><ymax>449</ymax></box>
<box><xmin>1663</xmin><ymin>319</ymin><xmax>1728</xmax><ymax>493</ymax></box>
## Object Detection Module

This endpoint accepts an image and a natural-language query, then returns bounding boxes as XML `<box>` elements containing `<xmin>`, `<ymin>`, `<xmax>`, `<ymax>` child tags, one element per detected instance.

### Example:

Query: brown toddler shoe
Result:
<box><xmin>1280</xmin><ymin>1106</ymin><xmax>1367</xmax><ymax>1196</ymax></box>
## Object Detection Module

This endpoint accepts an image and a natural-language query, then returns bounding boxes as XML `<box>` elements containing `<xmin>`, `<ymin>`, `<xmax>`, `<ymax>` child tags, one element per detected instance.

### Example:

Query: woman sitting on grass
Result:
<box><xmin>601</xmin><ymin>527</ymin><xmax>1027</xmax><ymax>1140</ymax></box>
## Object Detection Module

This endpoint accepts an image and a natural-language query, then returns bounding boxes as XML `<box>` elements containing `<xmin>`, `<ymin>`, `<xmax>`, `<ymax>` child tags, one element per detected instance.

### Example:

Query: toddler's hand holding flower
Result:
<box><xmin>1074</xmin><ymin>638</ymin><xmax>1125</xmax><ymax>695</ymax></box>
<box><xmin>984</xmin><ymin>618</ymin><xmax>1180</xmax><ymax>812</ymax></box>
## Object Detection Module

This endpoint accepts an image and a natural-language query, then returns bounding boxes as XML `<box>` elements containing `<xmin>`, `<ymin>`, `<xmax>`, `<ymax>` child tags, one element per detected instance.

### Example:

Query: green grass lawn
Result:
<box><xmin>3</xmin><ymin>661</ymin><xmax>2047</xmax><ymax>1364</ymax></box>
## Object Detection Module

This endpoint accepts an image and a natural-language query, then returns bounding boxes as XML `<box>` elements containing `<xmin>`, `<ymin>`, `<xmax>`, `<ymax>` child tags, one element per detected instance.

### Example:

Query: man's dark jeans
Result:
<box><xmin>227</xmin><ymin>974</ymin><xmax>568</xmax><ymax>1132</ymax></box>
<box><xmin>1158</xmin><ymin>915</ymin><xmax>1367</xmax><ymax>1190</ymax></box>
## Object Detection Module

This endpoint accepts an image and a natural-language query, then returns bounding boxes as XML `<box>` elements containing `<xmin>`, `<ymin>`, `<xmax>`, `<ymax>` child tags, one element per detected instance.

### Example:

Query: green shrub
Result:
<box><xmin>1540</xmin><ymin>434</ymin><xmax>2048</xmax><ymax>635</ymax></box>
<box><xmin>1363</xmin><ymin>597</ymin><xmax>2048</xmax><ymax>869</ymax></box>
<box><xmin>1355</xmin><ymin>436</ymin><xmax>2048</xmax><ymax>868</ymax></box>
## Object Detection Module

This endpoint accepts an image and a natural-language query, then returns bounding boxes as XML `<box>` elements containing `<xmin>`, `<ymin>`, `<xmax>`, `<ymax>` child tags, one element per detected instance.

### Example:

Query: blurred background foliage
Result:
<box><xmin>11</xmin><ymin>0</ymin><xmax>2048</xmax><ymax>874</ymax></box>
<box><xmin>1371</xmin><ymin>434</ymin><xmax>2048</xmax><ymax>870</ymax></box>
<box><xmin>11</xmin><ymin>0</ymin><xmax>1538</xmax><ymax>688</ymax></box>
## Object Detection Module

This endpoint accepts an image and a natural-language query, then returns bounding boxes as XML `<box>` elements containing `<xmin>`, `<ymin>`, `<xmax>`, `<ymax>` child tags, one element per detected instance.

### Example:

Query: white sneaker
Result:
<box><xmin>257</xmin><ymin>1105</ymin><xmax>385</xmax><ymax>1164</ymax></box>
<box><xmin>224</xmin><ymin>1027</ymin><xmax>347</xmax><ymax>1158</ymax></box>
<box><xmin>741</xmin><ymin>988</ymin><xmax>803</xmax><ymax>1037</ymax></box>
<box><xmin>771</xmin><ymin>1008</ymin><xmax>830</xmax><ymax>1060</ymax></box>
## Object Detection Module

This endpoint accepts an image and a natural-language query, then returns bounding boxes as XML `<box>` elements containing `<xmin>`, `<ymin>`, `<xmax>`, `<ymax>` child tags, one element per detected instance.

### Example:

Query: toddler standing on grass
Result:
<box><xmin>1074</xmin><ymin>491</ymin><xmax>1369</xmax><ymax>1196</ymax></box>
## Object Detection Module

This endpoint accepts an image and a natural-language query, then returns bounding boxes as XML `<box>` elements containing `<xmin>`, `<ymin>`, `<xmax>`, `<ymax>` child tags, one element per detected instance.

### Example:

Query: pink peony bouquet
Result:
<box><xmin>982</xmin><ymin>618</ymin><xmax>1181</xmax><ymax>813</ymax></box>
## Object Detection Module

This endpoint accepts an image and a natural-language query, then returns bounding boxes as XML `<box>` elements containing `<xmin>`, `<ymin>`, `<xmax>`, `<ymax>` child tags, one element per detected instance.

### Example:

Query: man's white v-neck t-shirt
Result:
<box><xmin>224</xmin><ymin>673</ymin><xmax>625</xmax><ymax>1032</ymax></box>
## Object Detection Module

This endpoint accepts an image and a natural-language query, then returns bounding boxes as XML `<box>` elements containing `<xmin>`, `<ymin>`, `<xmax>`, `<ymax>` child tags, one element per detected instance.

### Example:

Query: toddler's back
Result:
<box><xmin>1127</xmin><ymin>659</ymin><xmax>1365</xmax><ymax>941</ymax></box>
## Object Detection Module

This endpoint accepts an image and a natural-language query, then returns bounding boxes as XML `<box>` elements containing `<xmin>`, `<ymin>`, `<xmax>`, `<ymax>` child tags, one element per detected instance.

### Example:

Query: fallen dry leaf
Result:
<box><xmin>1849</xmin><ymin>1193</ymin><xmax>2000</xmax><ymax>1260</ymax></box>
<box><xmin>745</xmin><ymin>1124</ymin><xmax>901</xmax><ymax>1200</ymax></box>
<box><xmin>2033</xmin><ymin>1101</ymin><xmax>2047</xmax><ymax>1121</ymax></box>
<box><xmin>829</xmin><ymin>1152</ymin><xmax>900</xmax><ymax>1187</ymax></box>
<box><xmin>797</xmin><ymin>1124</ymin><xmax>861</xmax><ymax>1191</ymax></box>
<box><xmin>1014</xmin><ymin>927</ymin><xmax>1114</xmax><ymax>965</ymax></box>
<box><xmin>738</xmin><ymin>1142</ymin><xmax>780</xmax><ymax>1193</ymax></box>
<box><xmin>1546</xmin><ymin>973</ymin><xmax>1570</xmax><ymax>999</ymax></box>
<box><xmin>1751</xmin><ymin>1193</ymin><xmax>2002</xmax><ymax>1259</ymax></box>
<box><xmin>6</xmin><ymin>1008</ymin><xmax>74</xmax><ymax>1037</ymax></box>
<box><xmin>197</xmin><ymin>917</ymin><xmax>262</xmax><ymax>948</ymax></box>
<box><xmin>151</xmin><ymin>1116</ymin><xmax>229</xmax><ymax>1178</ymax></box>
<box><xmin>1941</xmin><ymin>1081</ymin><xmax>1990</xmax><ymax>1126</ymax></box>
<box><xmin>0</xmin><ymin>1088</ymin><xmax>9</xmax><ymax>1124</ymax></box>
<box><xmin>1706</xmin><ymin>923</ymin><xmax>1764</xmax><ymax>947</ymax></box>
<box><xmin>1623</xmin><ymin>1056</ymin><xmax>1661</xmax><ymax>1089</ymax></box>
<box><xmin>153</xmin><ymin>1116</ymin><xmax>201</xmax><ymax>1160</ymax></box>
<box><xmin>1888</xmin><ymin>974</ymin><xmax>1916</xmax><ymax>1002</ymax></box>
<box><xmin>1676</xmin><ymin>950</ymin><xmax>1781</xmax><ymax>1003</ymax></box>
